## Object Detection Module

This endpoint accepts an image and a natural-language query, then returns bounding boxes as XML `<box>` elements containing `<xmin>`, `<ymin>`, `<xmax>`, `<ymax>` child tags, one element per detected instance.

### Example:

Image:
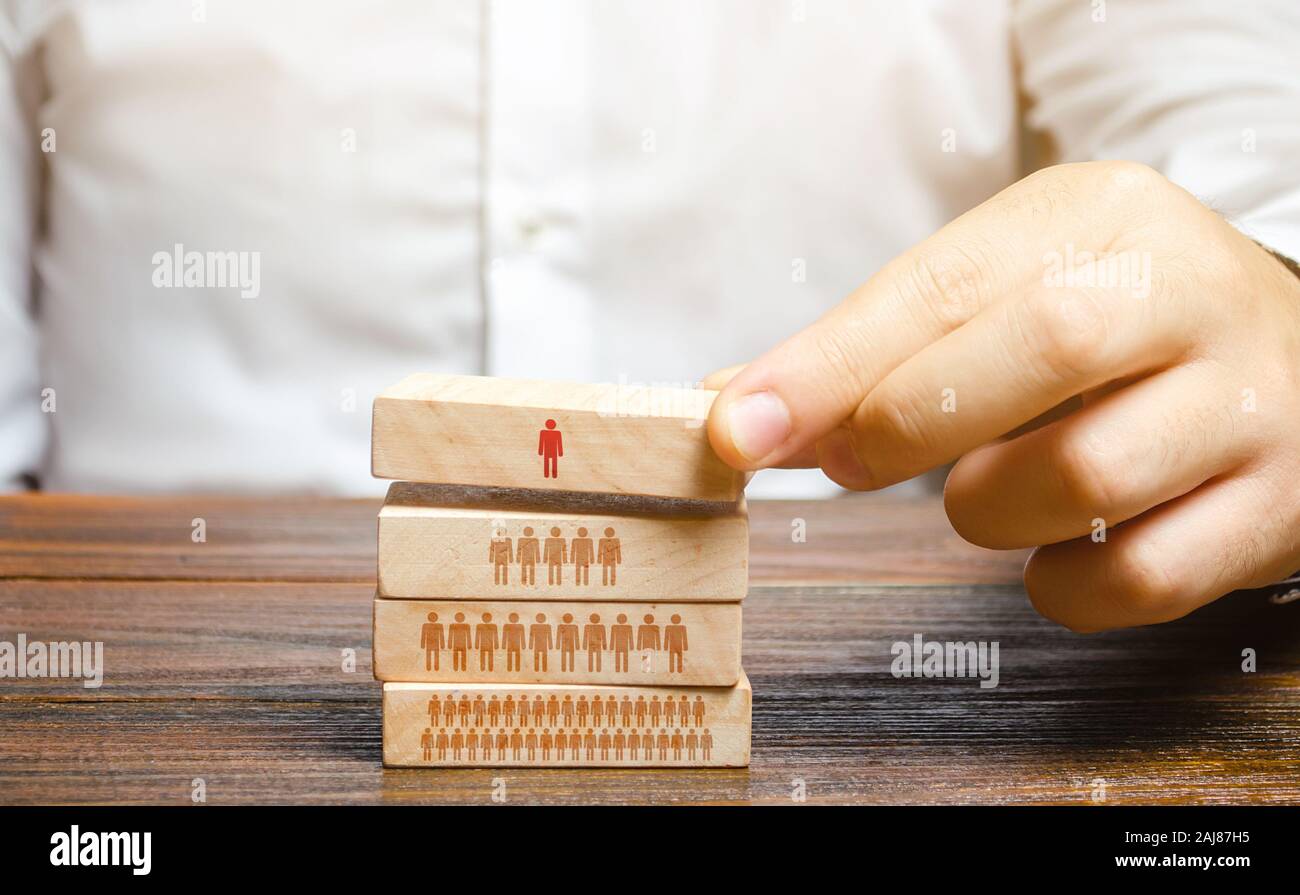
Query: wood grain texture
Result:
<box><xmin>371</xmin><ymin>374</ymin><xmax>745</xmax><ymax>501</ymax></box>
<box><xmin>374</xmin><ymin>598</ymin><xmax>741</xmax><ymax>686</ymax></box>
<box><xmin>0</xmin><ymin>491</ymin><xmax>1028</xmax><ymax>586</ymax></box>
<box><xmin>378</xmin><ymin>483</ymin><xmax>748</xmax><ymax>600</ymax></box>
<box><xmin>2</xmin><ymin>495</ymin><xmax>1297</xmax><ymax>803</ymax></box>
<box><xmin>383</xmin><ymin>676</ymin><xmax>751</xmax><ymax>768</ymax></box>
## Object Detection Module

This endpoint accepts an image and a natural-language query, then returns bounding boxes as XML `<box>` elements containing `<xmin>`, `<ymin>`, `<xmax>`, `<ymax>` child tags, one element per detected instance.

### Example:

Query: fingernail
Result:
<box><xmin>726</xmin><ymin>391</ymin><xmax>792</xmax><ymax>463</ymax></box>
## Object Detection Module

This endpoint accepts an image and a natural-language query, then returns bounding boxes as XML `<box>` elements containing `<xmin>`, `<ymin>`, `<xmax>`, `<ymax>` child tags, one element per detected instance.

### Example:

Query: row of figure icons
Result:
<box><xmin>420</xmin><ymin>612</ymin><xmax>688</xmax><ymax>673</ymax></box>
<box><xmin>421</xmin><ymin>727</ymin><xmax>715</xmax><ymax>763</ymax></box>
<box><xmin>488</xmin><ymin>526</ymin><xmax>622</xmax><ymax>586</ymax></box>
<box><xmin>425</xmin><ymin>692</ymin><xmax>707</xmax><ymax>729</ymax></box>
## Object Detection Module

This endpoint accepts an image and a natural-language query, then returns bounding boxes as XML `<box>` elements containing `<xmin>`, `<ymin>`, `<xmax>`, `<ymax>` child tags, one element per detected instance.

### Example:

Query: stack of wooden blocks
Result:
<box><xmin>370</xmin><ymin>373</ymin><xmax>751</xmax><ymax>767</ymax></box>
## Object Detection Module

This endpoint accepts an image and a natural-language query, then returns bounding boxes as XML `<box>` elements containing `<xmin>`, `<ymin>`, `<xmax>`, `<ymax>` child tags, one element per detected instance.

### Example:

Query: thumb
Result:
<box><xmin>706</xmin><ymin>300</ymin><xmax>883</xmax><ymax>470</ymax></box>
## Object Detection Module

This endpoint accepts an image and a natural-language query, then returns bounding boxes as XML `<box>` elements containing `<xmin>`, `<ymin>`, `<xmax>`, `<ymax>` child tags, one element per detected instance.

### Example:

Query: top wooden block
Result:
<box><xmin>371</xmin><ymin>374</ymin><xmax>746</xmax><ymax>502</ymax></box>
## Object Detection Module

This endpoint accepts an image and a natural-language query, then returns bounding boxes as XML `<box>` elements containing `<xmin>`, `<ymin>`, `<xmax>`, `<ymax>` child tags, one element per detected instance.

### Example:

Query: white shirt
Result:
<box><xmin>2</xmin><ymin>0</ymin><xmax>1298</xmax><ymax>496</ymax></box>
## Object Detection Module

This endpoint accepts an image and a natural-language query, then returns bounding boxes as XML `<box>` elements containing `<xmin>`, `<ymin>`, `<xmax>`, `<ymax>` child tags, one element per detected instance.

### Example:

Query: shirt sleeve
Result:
<box><xmin>0</xmin><ymin>7</ymin><xmax>45</xmax><ymax>489</ymax></box>
<box><xmin>1014</xmin><ymin>0</ymin><xmax>1300</xmax><ymax>264</ymax></box>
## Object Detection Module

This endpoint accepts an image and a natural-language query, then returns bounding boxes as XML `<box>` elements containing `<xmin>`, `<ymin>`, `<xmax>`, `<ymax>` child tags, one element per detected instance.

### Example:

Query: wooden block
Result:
<box><xmin>382</xmin><ymin>674</ymin><xmax>751</xmax><ymax>768</ymax></box>
<box><xmin>377</xmin><ymin>483</ymin><xmax>749</xmax><ymax>601</ymax></box>
<box><xmin>374</xmin><ymin>597</ymin><xmax>742</xmax><ymax>686</ymax></box>
<box><xmin>371</xmin><ymin>374</ymin><xmax>745</xmax><ymax>501</ymax></box>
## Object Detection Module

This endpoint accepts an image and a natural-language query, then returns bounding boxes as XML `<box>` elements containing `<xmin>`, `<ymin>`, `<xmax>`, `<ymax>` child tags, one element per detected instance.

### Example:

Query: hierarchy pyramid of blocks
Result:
<box><xmin>370</xmin><ymin>373</ymin><xmax>751</xmax><ymax>767</ymax></box>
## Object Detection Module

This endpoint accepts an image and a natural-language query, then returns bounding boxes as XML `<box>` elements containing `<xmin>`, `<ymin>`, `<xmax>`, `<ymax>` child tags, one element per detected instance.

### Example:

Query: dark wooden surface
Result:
<box><xmin>1</xmin><ymin>492</ymin><xmax>1296</xmax><ymax>805</ymax></box>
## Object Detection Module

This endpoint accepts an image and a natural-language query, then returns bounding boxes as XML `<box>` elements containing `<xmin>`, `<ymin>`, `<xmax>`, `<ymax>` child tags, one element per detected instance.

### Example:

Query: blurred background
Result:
<box><xmin>2</xmin><ymin>0</ymin><xmax>1296</xmax><ymax>496</ymax></box>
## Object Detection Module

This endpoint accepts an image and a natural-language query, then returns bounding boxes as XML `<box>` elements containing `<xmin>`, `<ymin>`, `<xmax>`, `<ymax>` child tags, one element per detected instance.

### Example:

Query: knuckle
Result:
<box><xmin>1102</xmin><ymin>537</ymin><xmax>1183</xmax><ymax>623</ymax></box>
<box><xmin>1014</xmin><ymin>288</ymin><xmax>1111</xmax><ymax>382</ymax></box>
<box><xmin>859</xmin><ymin>385</ymin><xmax>937</xmax><ymax>475</ymax></box>
<box><xmin>1048</xmin><ymin>427</ymin><xmax>1127</xmax><ymax>511</ymax></box>
<box><xmin>909</xmin><ymin>244</ymin><xmax>996</xmax><ymax>330</ymax></box>
<box><xmin>1087</xmin><ymin>160</ymin><xmax>1169</xmax><ymax>206</ymax></box>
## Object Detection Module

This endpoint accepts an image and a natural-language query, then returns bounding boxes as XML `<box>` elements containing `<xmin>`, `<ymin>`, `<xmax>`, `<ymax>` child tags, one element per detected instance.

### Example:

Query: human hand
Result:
<box><xmin>706</xmin><ymin>161</ymin><xmax>1300</xmax><ymax>632</ymax></box>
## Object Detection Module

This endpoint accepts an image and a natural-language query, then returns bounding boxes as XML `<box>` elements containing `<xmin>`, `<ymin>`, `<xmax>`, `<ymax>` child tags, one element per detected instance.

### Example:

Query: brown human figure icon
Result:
<box><xmin>582</xmin><ymin>613</ymin><xmax>606</xmax><ymax>672</ymax></box>
<box><xmin>502</xmin><ymin>612</ymin><xmax>525</xmax><ymax>671</ymax></box>
<box><xmin>480</xmin><ymin>729</ymin><xmax>493</xmax><ymax>760</ymax></box>
<box><xmin>524</xmin><ymin>728</ymin><xmax>537</xmax><ymax>761</ymax></box>
<box><xmin>442</xmin><ymin>698</ymin><xmax>455</xmax><ymax>728</ymax></box>
<box><xmin>518</xmin><ymin>695</ymin><xmax>531</xmax><ymax>727</ymax></box>
<box><xmin>556</xmin><ymin>613</ymin><xmax>579</xmax><ymax>671</ymax></box>
<box><xmin>636</xmin><ymin>614</ymin><xmax>661</xmax><ymax>653</ymax></box>
<box><xmin>449</xmin><ymin>612</ymin><xmax>471</xmax><ymax>671</ymax></box>
<box><xmin>531</xmin><ymin>696</ymin><xmax>544</xmax><ymax>727</ymax></box>
<box><xmin>678</xmin><ymin>694</ymin><xmax>691</xmax><ymax>727</ymax></box>
<box><xmin>663</xmin><ymin>696</ymin><xmax>677</xmax><ymax>726</ymax></box>
<box><xmin>489</xmin><ymin>527</ymin><xmax>513</xmax><ymax>585</ymax></box>
<box><xmin>436</xmin><ymin>728</ymin><xmax>449</xmax><ymax>760</ymax></box>
<box><xmin>686</xmin><ymin>728</ymin><xmax>699</xmax><ymax>760</ymax></box>
<box><xmin>421</xmin><ymin>727</ymin><xmax>434</xmax><ymax>762</ymax></box>
<box><xmin>610</xmin><ymin>613</ymin><xmax>633</xmax><ymax>673</ymax></box>
<box><xmin>671</xmin><ymin>729</ymin><xmax>684</xmax><ymax>761</ymax></box>
<box><xmin>503</xmin><ymin>694</ymin><xmax>516</xmax><ymax>726</ymax></box>
<box><xmin>635</xmin><ymin>695</ymin><xmax>647</xmax><ymax>726</ymax></box>
<box><xmin>543</xmin><ymin>527</ymin><xmax>567</xmax><ymax>585</ymax></box>
<box><xmin>570</xmin><ymin>730</ymin><xmax>583</xmax><ymax>761</ymax></box>
<box><xmin>701</xmin><ymin>728</ymin><xmax>713</xmax><ymax>761</ymax></box>
<box><xmin>583</xmin><ymin>728</ymin><xmax>597</xmax><ymax>761</ymax></box>
<box><xmin>457</xmin><ymin>694</ymin><xmax>471</xmax><ymax>727</ymax></box>
<box><xmin>552</xmin><ymin>730</ymin><xmax>566</xmax><ymax>760</ymax></box>
<box><xmin>546</xmin><ymin>694</ymin><xmax>560</xmax><ymax>727</ymax></box>
<box><xmin>576</xmin><ymin>695</ymin><xmax>589</xmax><ymax>727</ymax></box>
<box><xmin>571</xmin><ymin>527</ymin><xmax>595</xmax><ymax>585</ymax></box>
<box><xmin>591</xmin><ymin>695</ymin><xmax>604</xmax><ymax>727</ymax></box>
<box><xmin>627</xmin><ymin>729</ymin><xmax>641</xmax><ymax>761</ymax></box>
<box><xmin>656</xmin><ymin>728</ymin><xmax>670</xmax><ymax>761</ymax></box>
<box><xmin>426</xmin><ymin>694</ymin><xmax>441</xmax><ymax>726</ymax></box>
<box><xmin>529</xmin><ymin>613</ymin><xmax>553</xmax><ymax>672</ymax></box>
<box><xmin>420</xmin><ymin>612</ymin><xmax>445</xmax><ymax>672</ymax></box>
<box><xmin>540</xmin><ymin>729</ymin><xmax>553</xmax><ymax>761</ymax></box>
<box><xmin>473</xmin><ymin>694</ymin><xmax>486</xmax><ymax>726</ymax></box>
<box><xmin>467</xmin><ymin>730</ymin><xmax>479</xmax><ymax>762</ymax></box>
<box><xmin>538</xmin><ymin>418</ymin><xmax>563</xmax><ymax>478</ymax></box>
<box><xmin>561</xmin><ymin>694</ymin><xmax>574</xmax><ymax>726</ymax></box>
<box><xmin>665</xmin><ymin>613</ymin><xmax>688</xmax><ymax>673</ymax></box>
<box><xmin>613</xmin><ymin>728</ymin><xmax>626</xmax><ymax>760</ymax></box>
<box><xmin>488</xmin><ymin>694</ymin><xmax>501</xmax><ymax>726</ymax></box>
<box><xmin>597</xmin><ymin>527</ymin><xmax>622</xmax><ymax>586</ymax></box>
<box><xmin>517</xmin><ymin>526</ymin><xmax>540</xmax><ymax>585</ymax></box>
<box><xmin>620</xmin><ymin>695</ymin><xmax>633</xmax><ymax>727</ymax></box>
<box><xmin>692</xmin><ymin>695</ymin><xmax>706</xmax><ymax>727</ymax></box>
<box><xmin>649</xmin><ymin>695</ymin><xmax>662</xmax><ymax>727</ymax></box>
<box><xmin>451</xmin><ymin>728</ymin><xmax>465</xmax><ymax>760</ymax></box>
<box><xmin>474</xmin><ymin>612</ymin><xmax>499</xmax><ymax>671</ymax></box>
<box><xmin>598</xmin><ymin>728</ymin><xmax>612</xmax><ymax>760</ymax></box>
<box><xmin>495</xmin><ymin>728</ymin><xmax>508</xmax><ymax>761</ymax></box>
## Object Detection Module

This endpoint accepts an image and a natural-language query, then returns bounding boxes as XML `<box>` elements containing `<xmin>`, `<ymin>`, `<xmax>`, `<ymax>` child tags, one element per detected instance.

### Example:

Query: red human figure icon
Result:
<box><xmin>538</xmin><ymin>419</ymin><xmax>563</xmax><ymax>478</ymax></box>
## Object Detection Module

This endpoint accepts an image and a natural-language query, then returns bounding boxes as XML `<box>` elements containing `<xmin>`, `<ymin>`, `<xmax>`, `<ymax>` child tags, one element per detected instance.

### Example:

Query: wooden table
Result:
<box><xmin>1</xmin><ymin>492</ymin><xmax>1297</xmax><ymax>805</ymax></box>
